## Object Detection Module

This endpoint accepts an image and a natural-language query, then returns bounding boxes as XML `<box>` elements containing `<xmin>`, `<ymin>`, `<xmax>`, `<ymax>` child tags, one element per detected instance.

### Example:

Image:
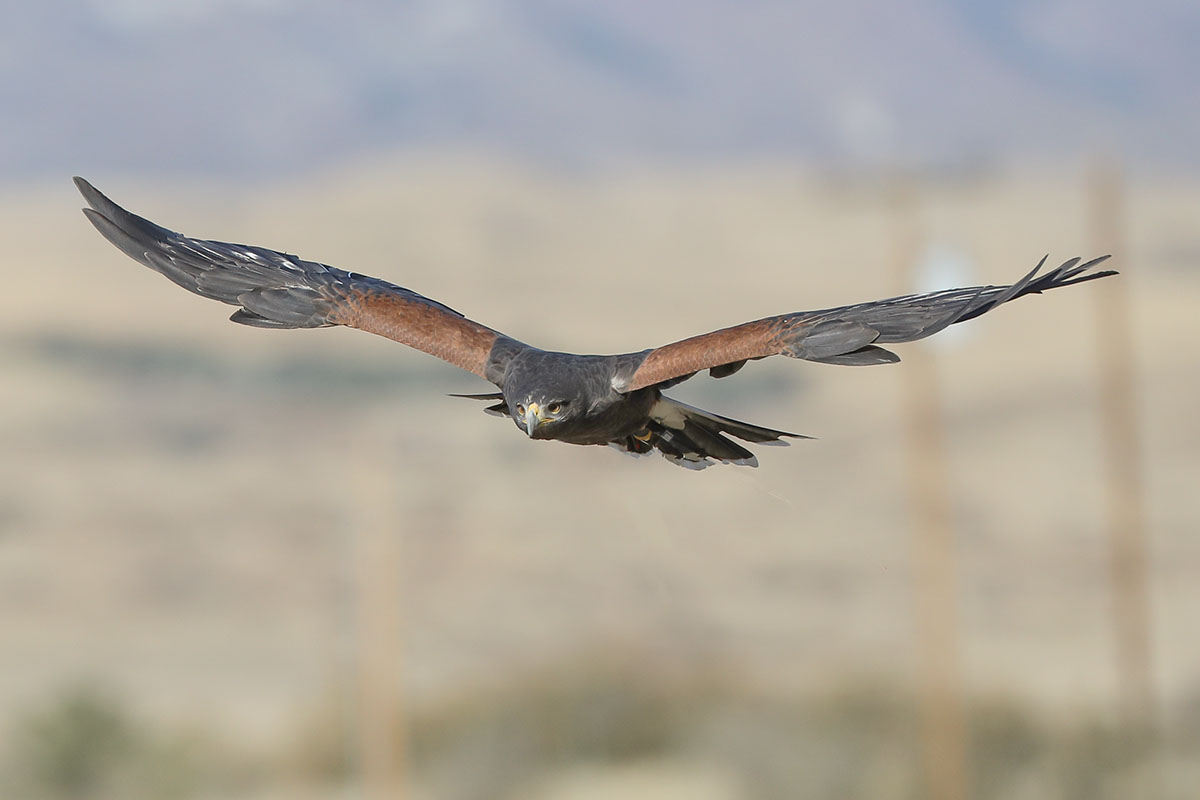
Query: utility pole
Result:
<box><xmin>1088</xmin><ymin>159</ymin><xmax>1156</xmax><ymax>746</ymax></box>
<box><xmin>890</xmin><ymin>172</ymin><xmax>968</xmax><ymax>800</ymax></box>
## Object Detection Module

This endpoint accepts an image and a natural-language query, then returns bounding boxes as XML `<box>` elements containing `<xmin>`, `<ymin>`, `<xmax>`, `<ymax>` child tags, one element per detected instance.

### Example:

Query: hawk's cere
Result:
<box><xmin>75</xmin><ymin>177</ymin><xmax>1115</xmax><ymax>470</ymax></box>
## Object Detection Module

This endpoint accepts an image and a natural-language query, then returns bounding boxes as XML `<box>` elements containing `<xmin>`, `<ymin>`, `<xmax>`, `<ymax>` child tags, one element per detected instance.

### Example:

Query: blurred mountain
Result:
<box><xmin>4</xmin><ymin>0</ymin><xmax>1196</xmax><ymax>178</ymax></box>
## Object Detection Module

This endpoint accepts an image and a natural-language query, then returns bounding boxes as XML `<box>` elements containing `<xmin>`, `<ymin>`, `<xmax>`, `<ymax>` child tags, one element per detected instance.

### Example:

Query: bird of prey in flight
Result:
<box><xmin>75</xmin><ymin>177</ymin><xmax>1115</xmax><ymax>469</ymax></box>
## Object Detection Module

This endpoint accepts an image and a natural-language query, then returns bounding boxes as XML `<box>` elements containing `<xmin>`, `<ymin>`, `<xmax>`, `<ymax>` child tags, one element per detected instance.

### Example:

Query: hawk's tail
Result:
<box><xmin>610</xmin><ymin>396</ymin><xmax>808</xmax><ymax>470</ymax></box>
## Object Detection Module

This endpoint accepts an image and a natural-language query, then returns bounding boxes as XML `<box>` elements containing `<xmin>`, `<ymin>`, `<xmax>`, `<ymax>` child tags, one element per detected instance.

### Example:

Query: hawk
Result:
<box><xmin>75</xmin><ymin>177</ymin><xmax>1115</xmax><ymax>469</ymax></box>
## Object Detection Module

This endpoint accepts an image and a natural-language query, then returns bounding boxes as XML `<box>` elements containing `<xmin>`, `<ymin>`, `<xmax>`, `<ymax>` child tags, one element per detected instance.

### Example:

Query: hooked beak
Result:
<box><xmin>524</xmin><ymin>402</ymin><xmax>543</xmax><ymax>437</ymax></box>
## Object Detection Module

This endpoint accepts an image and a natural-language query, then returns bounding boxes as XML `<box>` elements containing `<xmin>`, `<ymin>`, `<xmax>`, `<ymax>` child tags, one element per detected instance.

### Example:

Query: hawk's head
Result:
<box><xmin>502</xmin><ymin>351</ymin><xmax>605</xmax><ymax>439</ymax></box>
<box><xmin>510</xmin><ymin>395</ymin><xmax>576</xmax><ymax>439</ymax></box>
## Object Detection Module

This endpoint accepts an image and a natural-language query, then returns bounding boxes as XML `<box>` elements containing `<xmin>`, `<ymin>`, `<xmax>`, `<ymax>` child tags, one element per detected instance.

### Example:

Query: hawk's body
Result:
<box><xmin>74</xmin><ymin>178</ymin><xmax>1115</xmax><ymax>469</ymax></box>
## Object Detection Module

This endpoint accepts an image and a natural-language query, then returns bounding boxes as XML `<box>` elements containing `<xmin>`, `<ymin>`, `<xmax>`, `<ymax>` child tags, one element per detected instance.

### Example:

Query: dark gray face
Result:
<box><xmin>504</xmin><ymin>365</ymin><xmax>593</xmax><ymax>440</ymax></box>
<box><xmin>507</xmin><ymin>388</ymin><xmax>585</xmax><ymax>439</ymax></box>
<box><xmin>501</xmin><ymin>350</ymin><xmax>617</xmax><ymax>440</ymax></box>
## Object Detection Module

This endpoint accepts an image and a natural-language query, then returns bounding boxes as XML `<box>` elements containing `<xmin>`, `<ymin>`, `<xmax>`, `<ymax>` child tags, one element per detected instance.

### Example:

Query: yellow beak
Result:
<box><xmin>524</xmin><ymin>402</ymin><xmax>543</xmax><ymax>437</ymax></box>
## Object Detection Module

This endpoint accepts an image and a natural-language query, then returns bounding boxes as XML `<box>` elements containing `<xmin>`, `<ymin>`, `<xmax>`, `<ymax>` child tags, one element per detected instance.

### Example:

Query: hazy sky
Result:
<box><xmin>4</xmin><ymin>0</ymin><xmax>1196</xmax><ymax>179</ymax></box>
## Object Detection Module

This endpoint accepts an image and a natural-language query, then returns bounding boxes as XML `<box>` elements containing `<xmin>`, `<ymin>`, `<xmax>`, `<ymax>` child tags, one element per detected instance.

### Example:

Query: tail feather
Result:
<box><xmin>622</xmin><ymin>395</ymin><xmax>805</xmax><ymax>469</ymax></box>
<box><xmin>449</xmin><ymin>392</ymin><xmax>509</xmax><ymax>417</ymax></box>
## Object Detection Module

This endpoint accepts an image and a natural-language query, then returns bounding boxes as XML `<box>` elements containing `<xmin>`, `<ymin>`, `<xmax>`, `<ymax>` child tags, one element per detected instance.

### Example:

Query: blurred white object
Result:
<box><xmin>913</xmin><ymin>243</ymin><xmax>977</xmax><ymax>350</ymax></box>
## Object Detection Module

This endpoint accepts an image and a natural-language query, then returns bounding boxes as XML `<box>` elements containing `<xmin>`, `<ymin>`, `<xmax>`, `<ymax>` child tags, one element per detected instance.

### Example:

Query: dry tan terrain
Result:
<box><xmin>1</xmin><ymin>156</ymin><xmax>1197</xmax><ymax>797</ymax></box>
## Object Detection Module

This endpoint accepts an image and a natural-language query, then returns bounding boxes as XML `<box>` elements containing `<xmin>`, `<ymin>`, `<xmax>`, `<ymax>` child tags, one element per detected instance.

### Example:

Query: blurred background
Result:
<box><xmin>2</xmin><ymin>2</ymin><xmax>1198</xmax><ymax>798</ymax></box>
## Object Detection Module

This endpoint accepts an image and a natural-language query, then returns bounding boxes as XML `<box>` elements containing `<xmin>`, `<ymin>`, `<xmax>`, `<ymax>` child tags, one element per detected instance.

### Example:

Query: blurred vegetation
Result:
<box><xmin>0</xmin><ymin>686</ymin><xmax>243</xmax><ymax>800</ymax></box>
<box><xmin>14</xmin><ymin>330</ymin><xmax>808</xmax><ymax>408</ymax></box>
<box><xmin>354</xmin><ymin>659</ymin><xmax>1200</xmax><ymax>800</ymax></box>
<box><xmin>6</xmin><ymin>671</ymin><xmax>1200</xmax><ymax>799</ymax></box>
<box><xmin>15</xmin><ymin>333</ymin><xmax>435</xmax><ymax>397</ymax></box>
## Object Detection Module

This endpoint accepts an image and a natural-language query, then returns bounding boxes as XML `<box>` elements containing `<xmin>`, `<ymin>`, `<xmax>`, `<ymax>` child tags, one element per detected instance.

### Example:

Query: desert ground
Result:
<box><xmin>1</xmin><ymin>156</ymin><xmax>1197</xmax><ymax>798</ymax></box>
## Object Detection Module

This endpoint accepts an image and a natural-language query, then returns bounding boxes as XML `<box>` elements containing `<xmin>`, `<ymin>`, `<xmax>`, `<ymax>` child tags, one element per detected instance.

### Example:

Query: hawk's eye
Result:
<box><xmin>515</xmin><ymin>404</ymin><xmax>525</xmax><ymax>416</ymax></box>
<box><xmin>546</xmin><ymin>402</ymin><xmax>563</xmax><ymax>415</ymax></box>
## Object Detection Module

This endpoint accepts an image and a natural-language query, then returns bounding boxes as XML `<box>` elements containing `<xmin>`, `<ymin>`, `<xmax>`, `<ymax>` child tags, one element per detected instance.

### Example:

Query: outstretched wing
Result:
<box><xmin>75</xmin><ymin>177</ymin><xmax>526</xmax><ymax>384</ymax></box>
<box><xmin>613</xmin><ymin>255</ymin><xmax>1116</xmax><ymax>392</ymax></box>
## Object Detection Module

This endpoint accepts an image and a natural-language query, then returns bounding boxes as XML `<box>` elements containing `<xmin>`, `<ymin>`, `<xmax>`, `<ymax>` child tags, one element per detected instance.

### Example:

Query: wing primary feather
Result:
<box><xmin>75</xmin><ymin>177</ymin><xmax>526</xmax><ymax>383</ymax></box>
<box><xmin>616</xmin><ymin>254</ymin><xmax>1115</xmax><ymax>391</ymax></box>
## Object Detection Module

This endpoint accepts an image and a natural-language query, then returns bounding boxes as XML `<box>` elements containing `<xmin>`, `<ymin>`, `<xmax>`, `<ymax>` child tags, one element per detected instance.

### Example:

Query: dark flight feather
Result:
<box><xmin>74</xmin><ymin>177</ymin><xmax>525</xmax><ymax>382</ymax></box>
<box><xmin>614</xmin><ymin>255</ymin><xmax>1115</xmax><ymax>392</ymax></box>
<box><xmin>76</xmin><ymin>177</ymin><xmax>1115</xmax><ymax>470</ymax></box>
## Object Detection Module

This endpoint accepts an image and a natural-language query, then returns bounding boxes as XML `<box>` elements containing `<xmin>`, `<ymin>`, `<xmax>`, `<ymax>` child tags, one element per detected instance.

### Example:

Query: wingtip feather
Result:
<box><xmin>74</xmin><ymin>176</ymin><xmax>112</xmax><ymax>215</ymax></box>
